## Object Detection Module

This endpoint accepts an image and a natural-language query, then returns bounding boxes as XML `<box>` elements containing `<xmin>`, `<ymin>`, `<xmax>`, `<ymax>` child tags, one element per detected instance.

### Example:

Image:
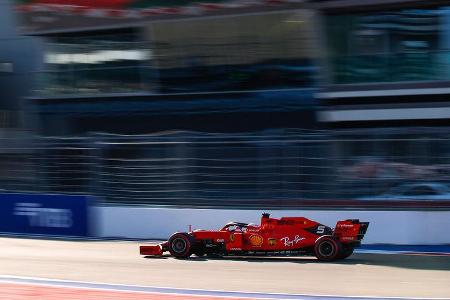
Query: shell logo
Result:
<box><xmin>249</xmin><ymin>234</ymin><xmax>263</xmax><ymax>246</ymax></box>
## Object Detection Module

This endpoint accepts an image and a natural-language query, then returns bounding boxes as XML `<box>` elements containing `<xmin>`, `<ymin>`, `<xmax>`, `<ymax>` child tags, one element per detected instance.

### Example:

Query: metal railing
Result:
<box><xmin>93</xmin><ymin>130</ymin><xmax>332</xmax><ymax>206</ymax></box>
<box><xmin>1</xmin><ymin>129</ymin><xmax>450</xmax><ymax>208</ymax></box>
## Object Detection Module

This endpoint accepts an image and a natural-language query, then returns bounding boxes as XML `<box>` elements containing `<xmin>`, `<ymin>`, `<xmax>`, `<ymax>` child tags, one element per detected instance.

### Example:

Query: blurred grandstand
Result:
<box><xmin>1</xmin><ymin>0</ymin><xmax>450</xmax><ymax>207</ymax></box>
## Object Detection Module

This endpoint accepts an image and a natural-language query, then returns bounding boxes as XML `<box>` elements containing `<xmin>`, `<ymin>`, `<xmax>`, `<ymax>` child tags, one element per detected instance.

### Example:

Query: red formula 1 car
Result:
<box><xmin>140</xmin><ymin>213</ymin><xmax>369</xmax><ymax>261</ymax></box>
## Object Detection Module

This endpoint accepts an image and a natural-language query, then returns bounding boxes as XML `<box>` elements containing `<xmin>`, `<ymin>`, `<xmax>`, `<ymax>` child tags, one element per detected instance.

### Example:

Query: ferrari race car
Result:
<box><xmin>140</xmin><ymin>213</ymin><xmax>369</xmax><ymax>261</ymax></box>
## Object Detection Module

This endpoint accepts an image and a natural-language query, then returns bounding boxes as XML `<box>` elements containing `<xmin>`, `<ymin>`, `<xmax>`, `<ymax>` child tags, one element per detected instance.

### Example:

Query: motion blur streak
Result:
<box><xmin>0</xmin><ymin>277</ymin><xmax>446</xmax><ymax>300</ymax></box>
<box><xmin>0</xmin><ymin>283</ymin><xmax>251</xmax><ymax>300</ymax></box>
<box><xmin>0</xmin><ymin>238</ymin><xmax>449</xmax><ymax>299</ymax></box>
<box><xmin>1</xmin><ymin>0</ymin><xmax>450</xmax><ymax>299</ymax></box>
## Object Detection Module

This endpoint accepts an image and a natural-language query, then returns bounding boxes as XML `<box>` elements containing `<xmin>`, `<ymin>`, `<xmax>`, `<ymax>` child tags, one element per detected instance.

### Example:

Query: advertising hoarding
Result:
<box><xmin>0</xmin><ymin>193</ymin><xmax>90</xmax><ymax>237</ymax></box>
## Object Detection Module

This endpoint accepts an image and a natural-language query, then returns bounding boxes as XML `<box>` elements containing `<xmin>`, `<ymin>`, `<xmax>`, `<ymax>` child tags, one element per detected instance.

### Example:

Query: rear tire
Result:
<box><xmin>314</xmin><ymin>236</ymin><xmax>341</xmax><ymax>262</ymax></box>
<box><xmin>168</xmin><ymin>233</ymin><xmax>193</xmax><ymax>259</ymax></box>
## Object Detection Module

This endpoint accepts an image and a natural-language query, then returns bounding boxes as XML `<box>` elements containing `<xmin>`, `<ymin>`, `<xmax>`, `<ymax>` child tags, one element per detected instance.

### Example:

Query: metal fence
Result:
<box><xmin>0</xmin><ymin>136</ymin><xmax>92</xmax><ymax>194</ymax></box>
<box><xmin>94</xmin><ymin>130</ymin><xmax>332</xmax><ymax>207</ymax></box>
<box><xmin>1</xmin><ymin>129</ymin><xmax>450</xmax><ymax>208</ymax></box>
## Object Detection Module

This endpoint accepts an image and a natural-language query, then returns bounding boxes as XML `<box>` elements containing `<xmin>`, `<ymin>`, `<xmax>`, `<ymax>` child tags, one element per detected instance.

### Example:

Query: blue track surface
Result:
<box><xmin>360</xmin><ymin>244</ymin><xmax>450</xmax><ymax>254</ymax></box>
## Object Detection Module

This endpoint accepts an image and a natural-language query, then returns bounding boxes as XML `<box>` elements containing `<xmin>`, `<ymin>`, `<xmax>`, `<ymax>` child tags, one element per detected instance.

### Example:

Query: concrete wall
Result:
<box><xmin>92</xmin><ymin>206</ymin><xmax>450</xmax><ymax>245</ymax></box>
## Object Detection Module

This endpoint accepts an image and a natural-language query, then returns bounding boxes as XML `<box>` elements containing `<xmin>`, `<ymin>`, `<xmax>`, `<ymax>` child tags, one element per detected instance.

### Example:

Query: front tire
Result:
<box><xmin>168</xmin><ymin>233</ymin><xmax>193</xmax><ymax>259</ymax></box>
<box><xmin>314</xmin><ymin>236</ymin><xmax>341</xmax><ymax>262</ymax></box>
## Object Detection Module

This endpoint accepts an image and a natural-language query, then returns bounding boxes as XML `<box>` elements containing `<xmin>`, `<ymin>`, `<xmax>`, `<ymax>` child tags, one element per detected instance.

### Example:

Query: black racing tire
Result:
<box><xmin>338</xmin><ymin>246</ymin><xmax>354</xmax><ymax>259</ymax></box>
<box><xmin>314</xmin><ymin>236</ymin><xmax>342</xmax><ymax>262</ymax></box>
<box><xmin>168</xmin><ymin>232</ymin><xmax>193</xmax><ymax>259</ymax></box>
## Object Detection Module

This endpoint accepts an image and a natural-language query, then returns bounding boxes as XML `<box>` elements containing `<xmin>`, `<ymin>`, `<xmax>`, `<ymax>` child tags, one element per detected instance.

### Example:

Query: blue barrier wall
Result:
<box><xmin>0</xmin><ymin>193</ymin><xmax>90</xmax><ymax>237</ymax></box>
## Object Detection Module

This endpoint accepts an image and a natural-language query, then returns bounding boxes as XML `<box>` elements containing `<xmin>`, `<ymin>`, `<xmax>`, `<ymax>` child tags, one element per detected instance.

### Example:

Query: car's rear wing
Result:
<box><xmin>333</xmin><ymin>219</ymin><xmax>369</xmax><ymax>246</ymax></box>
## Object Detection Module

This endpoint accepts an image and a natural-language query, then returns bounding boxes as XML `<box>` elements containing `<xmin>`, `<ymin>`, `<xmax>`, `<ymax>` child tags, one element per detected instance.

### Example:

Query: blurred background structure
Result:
<box><xmin>1</xmin><ymin>0</ymin><xmax>450</xmax><ymax>209</ymax></box>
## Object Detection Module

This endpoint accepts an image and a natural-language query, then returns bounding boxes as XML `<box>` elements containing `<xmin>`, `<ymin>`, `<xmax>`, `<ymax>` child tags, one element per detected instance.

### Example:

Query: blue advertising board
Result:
<box><xmin>0</xmin><ymin>193</ymin><xmax>90</xmax><ymax>237</ymax></box>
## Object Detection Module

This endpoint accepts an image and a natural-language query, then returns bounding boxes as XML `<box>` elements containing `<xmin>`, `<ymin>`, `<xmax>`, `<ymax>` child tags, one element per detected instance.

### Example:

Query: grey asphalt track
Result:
<box><xmin>0</xmin><ymin>237</ymin><xmax>449</xmax><ymax>299</ymax></box>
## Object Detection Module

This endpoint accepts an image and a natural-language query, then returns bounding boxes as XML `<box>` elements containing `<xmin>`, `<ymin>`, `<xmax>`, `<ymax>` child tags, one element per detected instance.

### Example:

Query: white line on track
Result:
<box><xmin>0</xmin><ymin>275</ymin><xmax>448</xmax><ymax>300</ymax></box>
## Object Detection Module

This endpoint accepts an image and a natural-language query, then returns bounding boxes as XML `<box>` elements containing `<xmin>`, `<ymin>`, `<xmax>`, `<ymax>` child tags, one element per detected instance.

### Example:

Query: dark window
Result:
<box><xmin>151</xmin><ymin>11</ymin><xmax>318</xmax><ymax>93</ymax></box>
<box><xmin>326</xmin><ymin>7</ymin><xmax>450</xmax><ymax>84</ymax></box>
<box><xmin>39</xmin><ymin>30</ymin><xmax>154</xmax><ymax>96</ymax></box>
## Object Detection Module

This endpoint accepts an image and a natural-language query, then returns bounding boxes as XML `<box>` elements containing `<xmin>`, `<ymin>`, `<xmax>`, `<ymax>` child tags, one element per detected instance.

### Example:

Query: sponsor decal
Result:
<box><xmin>249</xmin><ymin>234</ymin><xmax>263</xmax><ymax>247</ymax></box>
<box><xmin>14</xmin><ymin>203</ymin><xmax>73</xmax><ymax>228</ymax></box>
<box><xmin>280</xmin><ymin>235</ymin><xmax>305</xmax><ymax>247</ymax></box>
<box><xmin>316</xmin><ymin>225</ymin><xmax>326</xmax><ymax>234</ymax></box>
<box><xmin>229</xmin><ymin>233</ymin><xmax>235</xmax><ymax>242</ymax></box>
<box><xmin>0</xmin><ymin>194</ymin><xmax>89</xmax><ymax>236</ymax></box>
<box><xmin>268</xmin><ymin>238</ymin><xmax>276</xmax><ymax>246</ymax></box>
<box><xmin>230</xmin><ymin>248</ymin><xmax>242</xmax><ymax>251</ymax></box>
<box><xmin>216</xmin><ymin>239</ymin><xmax>225</xmax><ymax>243</ymax></box>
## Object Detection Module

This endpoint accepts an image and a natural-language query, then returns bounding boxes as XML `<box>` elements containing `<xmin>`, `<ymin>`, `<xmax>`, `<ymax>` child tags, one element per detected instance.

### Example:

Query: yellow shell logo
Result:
<box><xmin>249</xmin><ymin>235</ymin><xmax>263</xmax><ymax>246</ymax></box>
